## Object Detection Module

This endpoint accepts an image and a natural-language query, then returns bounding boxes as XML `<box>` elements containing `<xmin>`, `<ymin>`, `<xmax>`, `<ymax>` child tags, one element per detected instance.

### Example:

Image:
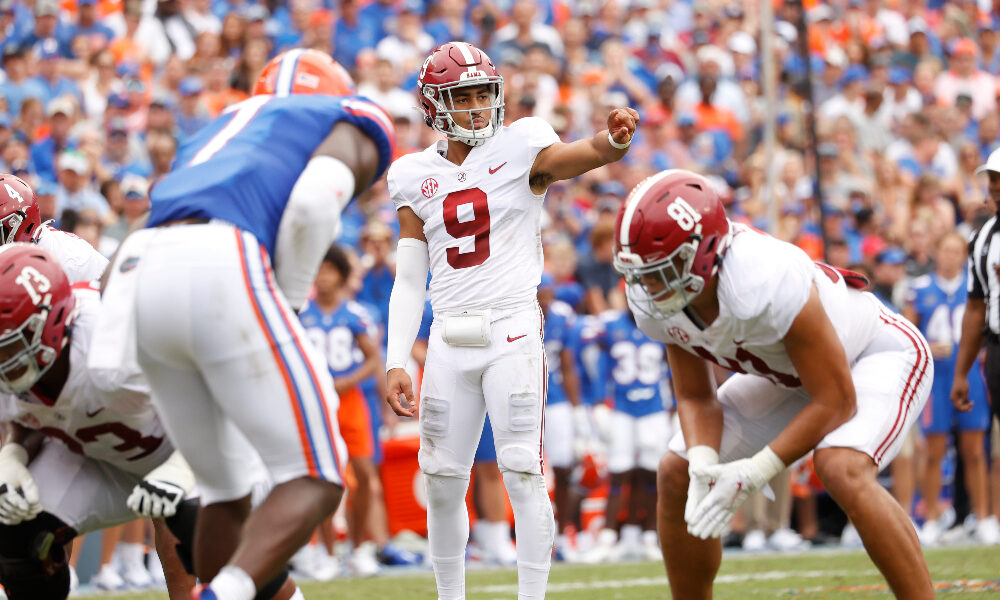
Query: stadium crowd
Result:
<box><xmin>1</xmin><ymin>0</ymin><xmax>999</xmax><ymax>590</ymax></box>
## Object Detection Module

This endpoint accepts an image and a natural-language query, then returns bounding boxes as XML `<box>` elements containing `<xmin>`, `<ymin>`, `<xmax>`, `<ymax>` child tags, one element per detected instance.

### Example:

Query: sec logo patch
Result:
<box><xmin>421</xmin><ymin>178</ymin><xmax>438</xmax><ymax>198</ymax></box>
<box><xmin>667</xmin><ymin>326</ymin><xmax>689</xmax><ymax>343</ymax></box>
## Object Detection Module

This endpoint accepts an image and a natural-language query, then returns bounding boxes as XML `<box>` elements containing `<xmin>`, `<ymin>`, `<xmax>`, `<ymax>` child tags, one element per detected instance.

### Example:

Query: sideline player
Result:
<box><xmin>581</xmin><ymin>307</ymin><xmax>669</xmax><ymax>563</ymax></box>
<box><xmin>0</xmin><ymin>173</ymin><xmax>108</xmax><ymax>282</ymax></box>
<box><xmin>536</xmin><ymin>273</ymin><xmax>585</xmax><ymax>560</ymax></box>
<box><xmin>299</xmin><ymin>245</ymin><xmax>384</xmax><ymax>576</ymax></box>
<box><xmin>0</xmin><ymin>245</ymin><xmax>299</xmax><ymax>600</ymax></box>
<box><xmin>100</xmin><ymin>49</ymin><xmax>394</xmax><ymax>600</ymax></box>
<box><xmin>613</xmin><ymin>170</ymin><xmax>934</xmax><ymax>598</ymax></box>
<box><xmin>383</xmin><ymin>41</ymin><xmax>638</xmax><ymax>599</ymax></box>
<box><xmin>904</xmin><ymin>232</ymin><xmax>994</xmax><ymax>544</ymax></box>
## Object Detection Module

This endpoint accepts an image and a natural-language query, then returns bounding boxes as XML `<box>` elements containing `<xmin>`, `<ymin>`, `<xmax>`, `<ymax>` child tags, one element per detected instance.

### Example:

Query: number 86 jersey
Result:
<box><xmin>388</xmin><ymin>117</ymin><xmax>560</xmax><ymax>315</ymax></box>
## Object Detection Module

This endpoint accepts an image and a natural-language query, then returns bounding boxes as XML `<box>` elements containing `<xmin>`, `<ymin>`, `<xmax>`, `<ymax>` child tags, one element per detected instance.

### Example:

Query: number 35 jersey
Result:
<box><xmin>387</xmin><ymin>117</ymin><xmax>560</xmax><ymax>315</ymax></box>
<box><xmin>632</xmin><ymin>224</ymin><xmax>885</xmax><ymax>389</ymax></box>
<box><xmin>0</xmin><ymin>287</ymin><xmax>172</xmax><ymax>475</ymax></box>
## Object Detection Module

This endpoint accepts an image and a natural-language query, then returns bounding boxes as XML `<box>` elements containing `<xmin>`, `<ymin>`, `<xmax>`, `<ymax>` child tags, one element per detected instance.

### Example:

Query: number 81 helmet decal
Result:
<box><xmin>614</xmin><ymin>170</ymin><xmax>731</xmax><ymax>318</ymax></box>
<box><xmin>0</xmin><ymin>244</ymin><xmax>76</xmax><ymax>396</ymax></box>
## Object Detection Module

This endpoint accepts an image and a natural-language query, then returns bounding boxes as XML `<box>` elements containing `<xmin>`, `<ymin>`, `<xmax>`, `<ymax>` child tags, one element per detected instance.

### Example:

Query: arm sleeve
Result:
<box><xmin>385</xmin><ymin>238</ymin><xmax>429</xmax><ymax>371</ymax></box>
<box><xmin>273</xmin><ymin>156</ymin><xmax>356</xmax><ymax>311</ymax></box>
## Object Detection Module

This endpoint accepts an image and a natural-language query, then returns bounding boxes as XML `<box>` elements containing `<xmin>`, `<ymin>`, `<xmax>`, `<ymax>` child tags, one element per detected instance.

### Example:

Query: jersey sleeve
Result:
<box><xmin>338</xmin><ymin>96</ymin><xmax>396</xmax><ymax>185</ymax></box>
<box><xmin>968</xmin><ymin>230</ymin><xmax>985</xmax><ymax>299</ymax></box>
<box><xmin>508</xmin><ymin>117</ymin><xmax>560</xmax><ymax>166</ymax></box>
<box><xmin>387</xmin><ymin>159</ymin><xmax>412</xmax><ymax>213</ymax></box>
<box><xmin>723</xmin><ymin>235</ymin><xmax>813</xmax><ymax>346</ymax></box>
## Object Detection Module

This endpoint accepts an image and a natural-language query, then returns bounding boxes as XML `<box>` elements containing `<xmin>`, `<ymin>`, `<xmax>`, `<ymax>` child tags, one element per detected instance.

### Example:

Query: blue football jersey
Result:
<box><xmin>543</xmin><ymin>300</ymin><xmax>576</xmax><ymax>405</ymax></box>
<box><xmin>148</xmin><ymin>94</ymin><xmax>394</xmax><ymax>256</ymax></box>
<box><xmin>598</xmin><ymin>310</ymin><xmax>669</xmax><ymax>417</ymax></box>
<box><xmin>566</xmin><ymin>314</ymin><xmax>607</xmax><ymax>406</ymax></box>
<box><xmin>299</xmin><ymin>299</ymin><xmax>373</xmax><ymax>379</ymax></box>
<box><xmin>905</xmin><ymin>273</ymin><xmax>969</xmax><ymax>374</ymax></box>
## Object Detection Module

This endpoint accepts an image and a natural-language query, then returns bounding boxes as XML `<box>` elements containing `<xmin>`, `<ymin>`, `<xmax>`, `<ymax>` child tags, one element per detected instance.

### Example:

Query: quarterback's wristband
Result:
<box><xmin>608</xmin><ymin>131</ymin><xmax>631</xmax><ymax>150</ymax></box>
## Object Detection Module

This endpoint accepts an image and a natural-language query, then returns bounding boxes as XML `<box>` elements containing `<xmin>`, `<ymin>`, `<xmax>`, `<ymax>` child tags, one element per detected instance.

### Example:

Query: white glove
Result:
<box><xmin>127</xmin><ymin>451</ymin><xmax>195</xmax><ymax>518</ymax></box>
<box><xmin>684</xmin><ymin>445</ymin><xmax>719</xmax><ymax>526</ymax></box>
<box><xmin>0</xmin><ymin>443</ymin><xmax>42</xmax><ymax>525</ymax></box>
<box><xmin>687</xmin><ymin>446</ymin><xmax>786</xmax><ymax>539</ymax></box>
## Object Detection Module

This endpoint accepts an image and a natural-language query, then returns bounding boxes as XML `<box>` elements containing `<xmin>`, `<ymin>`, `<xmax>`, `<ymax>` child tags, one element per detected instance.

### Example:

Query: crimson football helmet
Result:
<box><xmin>0</xmin><ymin>174</ymin><xmax>42</xmax><ymax>245</ymax></box>
<box><xmin>0</xmin><ymin>244</ymin><xmax>76</xmax><ymax>396</ymax></box>
<box><xmin>613</xmin><ymin>170</ymin><xmax>731</xmax><ymax>318</ymax></box>
<box><xmin>253</xmin><ymin>49</ymin><xmax>356</xmax><ymax>97</ymax></box>
<box><xmin>417</xmin><ymin>41</ymin><xmax>504</xmax><ymax>147</ymax></box>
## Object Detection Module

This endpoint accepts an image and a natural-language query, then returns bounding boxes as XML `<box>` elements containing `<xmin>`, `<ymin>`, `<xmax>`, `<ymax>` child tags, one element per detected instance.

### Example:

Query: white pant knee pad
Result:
<box><xmin>497</xmin><ymin>444</ymin><xmax>541</xmax><ymax>475</ymax></box>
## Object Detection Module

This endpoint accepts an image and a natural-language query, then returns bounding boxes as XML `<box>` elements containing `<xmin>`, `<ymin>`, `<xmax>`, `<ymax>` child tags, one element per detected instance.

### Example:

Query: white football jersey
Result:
<box><xmin>36</xmin><ymin>225</ymin><xmax>110</xmax><ymax>284</ymax></box>
<box><xmin>632</xmin><ymin>224</ymin><xmax>884</xmax><ymax>389</ymax></box>
<box><xmin>0</xmin><ymin>286</ymin><xmax>171</xmax><ymax>475</ymax></box>
<box><xmin>388</xmin><ymin>117</ymin><xmax>560</xmax><ymax>314</ymax></box>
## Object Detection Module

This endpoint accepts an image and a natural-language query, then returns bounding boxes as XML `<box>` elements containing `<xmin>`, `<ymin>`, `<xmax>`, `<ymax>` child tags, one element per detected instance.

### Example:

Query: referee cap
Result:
<box><xmin>975</xmin><ymin>148</ymin><xmax>1000</xmax><ymax>175</ymax></box>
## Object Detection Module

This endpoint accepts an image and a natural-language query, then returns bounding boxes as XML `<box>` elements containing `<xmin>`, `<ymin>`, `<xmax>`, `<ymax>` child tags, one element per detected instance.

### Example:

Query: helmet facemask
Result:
<box><xmin>423</xmin><ymin>77</ymin><xmax>505</xmax><ymax>147</ymax></box>
<box><xmin>0</xmin><ymin>310</ymin><xmax>58</xmax><ymax>395</ymax></box>
<box><xmin>0</xmin><ymin>211</ymin><xmax>26</xmax><ymax>245</ymax></box>
<box><xmin>616</xmin><ymin>239</ymin><xmax>705</xmax><ymax>319</ymax></box>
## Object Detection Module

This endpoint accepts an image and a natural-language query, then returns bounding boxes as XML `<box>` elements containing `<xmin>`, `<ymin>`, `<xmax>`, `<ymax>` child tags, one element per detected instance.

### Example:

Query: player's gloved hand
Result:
<box><xmin>0</xmin><ymin>443</ymin><xmax>42</xmax><ymax>525</ymax></box>
<box><xmin>684</xmin><ymin>445</ymin><xmax>719</xmax><ymax>527</ymax></box>
<box><xmin>127</xmin><ymin>451</ymin><xmax>195</xmax><ymax>518</ymax></box>
<box><xmin>687</xmin><ymin>446</ymin><xmax>786</xmax><ymax>539</ymax></box>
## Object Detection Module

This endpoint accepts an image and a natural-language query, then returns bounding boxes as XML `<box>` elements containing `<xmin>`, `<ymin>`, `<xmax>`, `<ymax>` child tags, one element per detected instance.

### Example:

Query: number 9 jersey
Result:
<box><xmin>387</xmin><ymin>117</ymin><xmax>559</xmax><ymax>314</ymax></box>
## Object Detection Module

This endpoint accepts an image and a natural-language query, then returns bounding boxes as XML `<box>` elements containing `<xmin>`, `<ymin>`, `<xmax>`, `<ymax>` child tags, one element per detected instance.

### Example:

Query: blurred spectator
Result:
<box><xmin>146</xmin><ymin>131</ymin><xmax>177</xmax><ymax>181</ymax></box>
<box><xmin>68</xmin><ymin>0</ymin><xmax>115</xmax><ymax>50</ymax></box>
<box><xmin>54</xmin><ymin>150</ymin><xmax>109</xmax><ymax>220</ymax></box>
<box><xmin>935</xmin><ymin>37</ymin><xmax>996</xmax><ymax>121</ymax></box>
<box><xmin>174</xmin><ymin>76</ymin><xmax>210</xmax><ymax>139</ymax></box>
<box><xmin>357</xmin><ymin>57</ymin><xmax>413</xmax><ymax>119</ymax></box>
<box><xmin>31</xmin><ymin>38</ymin><xmax>82</xmax><ymax>107</ymax></box>
<box><xmin>872</xmin><ymin>247</ymin><xmax>908</xmax><ymax>310</ymax></box>
<box><xmin>104</xmin><ymin>173</ymin><xmax>148</xmax><ymax>242</ymax></box>
<box><xmin>18</xmin><ymin>0</ymin><xmax>69</xmax><ymax>57</ymax></box>
<box><xmin>29</xmin><ymin>95</ymin><xmax>76</xmax><ymax>182</ymax></box>
<box><xmin>576</xmin><ymin>222</ymin><xmax>619</xmax><ymax>315</ymax></box>
<box><xmin>357</xmin><ymin>220</ymin><xmax>395</xmax><ymax>325</ymax></box>
<box><xmin>0</xmin><ymin>45</ymin><xmax>46</xmax><ymax>118</ymax></box>
<box><xmin>334</xmin><ymin>0</ymin><xmax>377</xmax><ymax>70</ymax></box>
<box><xmin>495</xmin><ymin>0</ymin><xmax>563</xmax><ymax>59</ymax></box>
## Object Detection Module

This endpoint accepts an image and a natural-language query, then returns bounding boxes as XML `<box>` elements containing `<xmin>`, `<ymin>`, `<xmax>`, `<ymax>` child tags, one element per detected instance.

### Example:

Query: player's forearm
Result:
<box><xmin>2</xmin><ymin>422</ymin><xmax>43</xmax><ymax>462</ymax></box>
<box><xmin>769</xmin><ymin>391</ymin><xmax>854</xmax><ymax>465</ymax></box>
<box><xmin>561</xmin><ymin>360</ymin><xmax>583</xmax><ymax>407</ymax></box>
<box><xmin>677</xmin><ymin>397</ymin><xmax>724</xmax><ymax>451</ymax></box>
<box><xmin>954</xmin><ymin>301</ymin><xmax>987</xmax><ymax>379</ymax></box>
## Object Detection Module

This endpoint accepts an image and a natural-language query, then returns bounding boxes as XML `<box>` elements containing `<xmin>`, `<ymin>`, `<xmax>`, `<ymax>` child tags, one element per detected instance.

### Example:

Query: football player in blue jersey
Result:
<box><xmin>581</xmin><ymin>309</ymin><xmax>670</xmax><ymax>563</ymax></box>
<box><xmin>903</xmin><ymin>232</ymin><xmax>994</xmax><ymax>544</ymax></box>
<box><xmin>537</xmin><ymin>274</ymin><xmax>586</xmax><ymax>560</ymax></box>
<box><xmin>101</xmin><ymin>49</ymin><xmax>396</xmax><ymax>600</ymax></box>
<box><xmin>298</xmin><ymin>245</ymin><xmax>384</xmax><ymax>578</ymax></box>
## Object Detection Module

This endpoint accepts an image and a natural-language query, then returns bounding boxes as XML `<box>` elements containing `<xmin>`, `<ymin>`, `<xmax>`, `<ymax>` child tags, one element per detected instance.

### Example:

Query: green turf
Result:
<box><xmin>77</xmin><ymin>545</ymin><xmax>1000</xmax><ymax>599</ymax></box>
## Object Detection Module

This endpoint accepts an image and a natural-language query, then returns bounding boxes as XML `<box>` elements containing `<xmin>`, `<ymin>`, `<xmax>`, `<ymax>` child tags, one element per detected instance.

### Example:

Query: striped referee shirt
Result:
<box><xmin>968</xmin><ymin>214</ymin><xmax>1000</xmax><ymax>334</ymax></box>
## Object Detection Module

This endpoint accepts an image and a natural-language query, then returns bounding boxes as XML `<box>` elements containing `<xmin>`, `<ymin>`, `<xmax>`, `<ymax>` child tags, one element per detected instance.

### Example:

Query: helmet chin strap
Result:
<box><xmin>449</xmin><ymin>121</ymin><xmax>495</xmax><ymax>147</ymax></box>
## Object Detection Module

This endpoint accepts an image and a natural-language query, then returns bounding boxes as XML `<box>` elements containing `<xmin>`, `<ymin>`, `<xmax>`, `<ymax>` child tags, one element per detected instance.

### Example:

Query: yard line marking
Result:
<box><xmin>469</xmin><ymin>569</ymin><xmax>865</xmax><ymax>594</ymax></box>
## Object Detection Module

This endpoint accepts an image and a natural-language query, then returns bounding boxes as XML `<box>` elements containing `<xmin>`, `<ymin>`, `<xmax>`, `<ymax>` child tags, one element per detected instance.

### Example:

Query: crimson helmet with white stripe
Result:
<box><xmin>0</xmin><ymin>174</ymin><xmax>42</xmax><ymax>244</ymax></box>
<box><xmin>417</xmin><ymin>41</ymin><xmax>504</xmax><ymax>147</ymax></box>
<box><xmin>253</xmin><ymin>49</ymin><xmax>356</xmax><ymax>97</ymax></box>
<box><xmin>614</xmin><ymin>170</ymin><xmax>731</xmax><ymax>318</ymax></box>
<box><xmin>0</xmin><ymin>243</ymin><xmax>76</xmax><ymax>396</ymax></box>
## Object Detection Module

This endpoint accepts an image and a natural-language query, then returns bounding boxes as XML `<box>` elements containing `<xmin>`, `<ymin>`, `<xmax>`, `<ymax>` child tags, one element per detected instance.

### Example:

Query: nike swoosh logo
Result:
<box><xmin>85</xmin><ymin>408</ymin><xmax>104</xmax><ymax>418</ymax></box>
<box><xmin>507</xmin><ymin>334</ymin><xmax>526</xmax><ymax>342</ymax></box>
<box><xmin>489</xmin><ymin>162</ymin><xmax>507</xmax><ymax>175</ymax></box>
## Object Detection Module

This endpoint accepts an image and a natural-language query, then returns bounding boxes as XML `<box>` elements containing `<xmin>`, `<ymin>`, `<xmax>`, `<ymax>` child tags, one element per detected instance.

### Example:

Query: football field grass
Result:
<box><xmin>78</xmin><ymin>545</ymin><xmax>1000</xmax><ymax>599</ymax></box>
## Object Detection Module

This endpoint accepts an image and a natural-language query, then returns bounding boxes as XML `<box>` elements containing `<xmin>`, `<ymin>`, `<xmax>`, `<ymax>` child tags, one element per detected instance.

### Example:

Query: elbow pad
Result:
<box><xmin>274</xmin><ymin>156</ymin><xmax>356</xmax><ymax>310</ymax></box>
<box><xmin>385</xmin><ymin>238</ymin><xmax>429</xmax><ymax>371</ymax></box>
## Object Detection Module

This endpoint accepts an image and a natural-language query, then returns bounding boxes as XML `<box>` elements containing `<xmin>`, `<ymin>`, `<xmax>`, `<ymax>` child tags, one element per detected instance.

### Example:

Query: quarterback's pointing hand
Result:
<box><xmin>608</xmin><ymin>107</ymin><xmax>640</xmax><ymax>146</ymax></box>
